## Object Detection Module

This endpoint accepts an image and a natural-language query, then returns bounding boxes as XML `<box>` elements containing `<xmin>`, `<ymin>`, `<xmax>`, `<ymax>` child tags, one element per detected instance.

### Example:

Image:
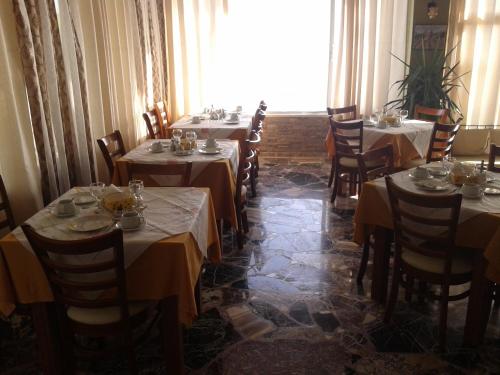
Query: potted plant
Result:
<box><xmin>385</xmin><ymin>45</ymin><xmax>468</xmax><ymax>121</ymax></box>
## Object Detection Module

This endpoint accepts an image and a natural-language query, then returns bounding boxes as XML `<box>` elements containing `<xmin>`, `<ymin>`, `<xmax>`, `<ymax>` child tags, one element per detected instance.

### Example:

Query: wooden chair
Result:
<box><xmin>21</xmin><ymin>225</ymin><xmax>159</xmax><ymax>374</ymax></box>
<box><xmin>97</xmin><ymin>130</ymin><xmax>127</xmax><ymax>179</ymax></box>
<box><xmin>154</xmin><ymin>101</ymin><xmax>170</xmax><ymax>138</ymax></box>
<box><xmin>247</xmin><ymin>130</ymin><xmax>261</xmax><ymax>198</ymax></box>
<box><xmin>143</xmin><ymin>110</ymin><xmax>163</xmax><ymax>139</ymax></box>
<box><xmin>0</xmin><ymin>175</ymin><xmax>15</xmax><ymax>231</ymax></box>
<box><xmin>384</xmin><ymin>176</ymin><xmax>474</xmax><ymax>350</ymax></box>
<box><xmin>426</xmin><ymin>122</ymin><xmax>461</xmax><ymax>163</ymax></box>
<box><xmin>488</xmin><ymin>144</ymin><xmax>500</xmax><ymax>172</ymax></box>
<box><xmin>252</xmin><ymin>109</ymin><xmax>266</xmax><ymax>132</ymax></box>
<box><xmin>329</xmin><ymin>118</ymin><xmax>365</xmax><ymax>203</ymax></box>
<box><xmin>414</xmin><ymin>105</ymin><xmax>449</xmax><ymax>122</ymax></box>
<box><xmin>127</xmin><ymin>162</ymin><xmax>192</xmax><ymax>187</ymax></box>
<box><xmin>355</xmin><ymin>145</ymin><xmax>394</xmax><ymax>283</ymax></box>
<box><xmin>235</xmin><ymin>141</ymin><xmax>252</xmax><ymax>249</ymax></box>
<box><xmin>259</xmin><ymin>100</ymin><xmax>267</xmax><ymax>111</ymax></box>
<box><xmin>326</xmin><ymin>105</ymin><xmax>357</xmax><ymax>187</ymax></box>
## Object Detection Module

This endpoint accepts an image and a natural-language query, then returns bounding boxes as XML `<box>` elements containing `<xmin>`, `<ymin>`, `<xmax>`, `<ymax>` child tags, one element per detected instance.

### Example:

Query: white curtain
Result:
<box><xmin>446</xmin><ymin>0</ymin><xmax>500</xmax><ymax>127</ymax></box>
<box><xmin>327</xmin><ymin>0</ymin><xmax>409</xmax><ymax>116</ymax></box>
<box><xmin>0</xmin><ymin>1</ymin><xmax>44</xmax><ymax>222</ymax></box>
<box><xmin>165</xmin><ymin>0</ymin><xmax>229</xmax><ymax>120</ymax></box>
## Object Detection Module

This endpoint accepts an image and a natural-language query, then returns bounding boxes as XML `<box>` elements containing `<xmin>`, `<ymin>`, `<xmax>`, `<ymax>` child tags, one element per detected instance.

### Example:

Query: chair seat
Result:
<box><xmin>339</xmin><ymin>157</ymin><xmax>383</xmax><ymax>169</ymax></box>
<box><xmin>402</xmin><ymin>247</ymin><xmax>473</xmax><ymax>275</ymax></box>
<box><xmin>67</xmin><ymin>301</ymin><xmax>151</xmax><ymax>325</ymax></box>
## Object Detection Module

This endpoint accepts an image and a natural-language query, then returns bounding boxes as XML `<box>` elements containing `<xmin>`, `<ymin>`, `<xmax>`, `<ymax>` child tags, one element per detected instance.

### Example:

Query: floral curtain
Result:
<box><xmin>12</xmin><ymin>0</ymin><xmax>95</xmax><ymax>204</ymax></box>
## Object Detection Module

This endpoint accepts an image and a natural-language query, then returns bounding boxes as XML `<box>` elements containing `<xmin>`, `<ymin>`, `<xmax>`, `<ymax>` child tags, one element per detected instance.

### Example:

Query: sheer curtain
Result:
<box><xmin>446</xmin><ymin>0</ymin><xmax>500</xmax><ymax>127</ymax></box>
<box><xmin>0</xmin><ymin>0</ymin><xmax>43</xmax><ymax>222</ymax></box>
<box><xmin>327</xmin><ymin>0</ymin><xmax>409</xmax><ymax>115</ymax></box>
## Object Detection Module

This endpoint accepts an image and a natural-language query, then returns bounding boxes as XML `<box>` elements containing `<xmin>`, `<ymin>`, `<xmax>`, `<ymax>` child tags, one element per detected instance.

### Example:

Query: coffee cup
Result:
<box><xmin>205</xmin><ymin>138</ymin><xmax>217</xmax><ymax>150</ymax></box>
<box><xmin>236</xmin><ymin>105</ymin><xmax>243</xmax><ymax>113</ymax></box>
<box><xmin>461</xmin><ymin>183</ymin><xmax>482</xmax><ymax>198</ymax></box>
<box><xmin>56</xmin><ymin>199</ymin><xmax>76</xmax><ymax>216</ymax></box>
<box><xmin>120</xmin><ymin>210</ymin><xmax>143</xmax><ymax>229</ymax></box>
<box><xmin>414</xmin><ymin>166</ymin><xmax>430</xmax><ymax>179</ymax></box>
<box><xmin>227</xmin><ymin>112</ymin><xmax>239</xmax><ymax>122</ymax></box>
<box><xmin>151</xmin><ymin>141</ymin><xmax>163</xmax><ymax>152</ymax></box>
<box><xmin>192</xmin><ymin>115</ymin><xmax>201</xmax><ymax>124</ymax></box>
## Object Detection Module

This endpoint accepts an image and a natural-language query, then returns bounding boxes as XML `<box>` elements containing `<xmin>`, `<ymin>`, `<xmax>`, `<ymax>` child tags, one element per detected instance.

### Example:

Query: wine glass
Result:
<box><xmin>186</xmin><ymin>130</ymin><xmax>197</xmax><ymax>150</ymax></box>
<box><xmin>172</xmin><ymin>129</ymin><xmax>183</xmax><ymax>144</ymax></box>
<box><xmin>399</xmin><ymin>109</ymin><xmax>408</xmax><ymax>123</ymax></box>
<box><xmin>89</xmin><ymin>182</ymin><xmax>105</xmax><ymax>208</ymax></box>
<box><xmin>128</xmin><ymin>179</ymin><xmax>144</xmax><ymax>208</ymax></box>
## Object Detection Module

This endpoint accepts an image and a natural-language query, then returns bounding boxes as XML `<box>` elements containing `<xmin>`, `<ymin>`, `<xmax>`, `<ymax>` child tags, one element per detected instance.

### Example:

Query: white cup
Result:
<box><xmin>57</xmin><ymin>199</ymin><xmax>76</xmax><ymax>216</ymax></box>
<box><xmin>205</xmin><ymin>138</ymin><xmax>217</xmax><ymax>149</ymax></box>
<box><xmin>236</xmin><ymin>105</ymin><xmax>243</xmax><ymax>113</ymax></box>
<box><xmin>414</xmin><ymin>166</ymin><xmax>430</xmax><ymax>179</ymax></box>
<box><xmin>192</xmin><ymin>115</ymin><xmax>201</xmax><ymax>124</ymax></box>
<box><xmin>120</xmin><ymin>210</ymin><xmax>143</xmax><ymax>229</ymax></box>
<box><xmin>461</xmin><ymin>183</ymin><xmax>482</xmax><ymax>198</ymax></box>
<box><xmin>227</xmin><ymin>112</ymin><xmax>239</xmax><ymax>122</ymax></box>
<box><xmin>376</xmin><ymin>121</ymin><xmax>387</xmax><ymax>129</ymax></box>
<box><xmin>151</xmin><ymin>141</ymin><xmax>163</xmax><ymax>152</ymax></box>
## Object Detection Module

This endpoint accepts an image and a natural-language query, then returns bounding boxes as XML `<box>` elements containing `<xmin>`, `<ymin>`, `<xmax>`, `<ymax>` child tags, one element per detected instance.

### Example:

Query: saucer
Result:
<box><xmin>427</xmin><ymin>167</ymin><xmax>448</xmax><ymax>177</ymax></box>
<box><xmin>414</xmin><ymin>179</ymin><xmax>450</xmax><ymax>191</ymax></box>
<box><xmin>223</xmin><ymin>119</ymin><xmax>239</xmax><ymax>125</ymax></box>
<box><xmin>484</xmin><ymin>187</ymin><xmax>500</xmax><ymax>195</ymax></box>
<box><xmin>73</xmin><ymin>192</ymin><xmax>96</xmax><ymax>205</ymax></box>
<box><xmin>408</xmin><ymin>172</ymin><xmax>433</xmax><ymax>180</ymax></box>
<box><xmin>50</xmin><ymin>206</ymin><xmax>79</xmax><ymax>218</ymax></box>
<box><xmin>199</xmin><ymin>147</ymin><xmax>222</xmax><ymax>155</ymax></box>
<box><xmin>148</xmin><ymin>146</ymin><xmax>165</xmax><ymax>153</ymax></box>
<box><xmin>67</xmin><ymin>215</ymin><xmax>112</xmax><ymax>232</ymax></box>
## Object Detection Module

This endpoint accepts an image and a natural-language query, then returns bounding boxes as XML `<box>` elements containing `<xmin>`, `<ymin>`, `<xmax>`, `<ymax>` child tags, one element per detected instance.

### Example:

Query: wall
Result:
<box><xmin>259</xmin><ymin>115</ymin><xmax>330</xmax><ymax>161</ymax></box>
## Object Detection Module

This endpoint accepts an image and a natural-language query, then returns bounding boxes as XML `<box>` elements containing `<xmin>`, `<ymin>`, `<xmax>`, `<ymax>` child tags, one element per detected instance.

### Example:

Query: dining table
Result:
<box><xmin>113</xmin><ymin>139</ymin><xmax>240</xmax><ymax>230</ymax></box>
<box><xmin>325</xmin><ymin>119</ymin><xmax>434</xmax><ymax>168</ymax></box>
<box><xmin>353</xmin><ymin>164</ymin><xmax>500</xmax><ymax>347</ymax></box>
<box><xmin>0</xmin><ymin>186</ymin><xmax>221</xmax><ymax>374</ymax></box>
<box><xmin>170</xmin><ymin>114</ymin><xmax>253</xmax><ymax>145</ymax></box>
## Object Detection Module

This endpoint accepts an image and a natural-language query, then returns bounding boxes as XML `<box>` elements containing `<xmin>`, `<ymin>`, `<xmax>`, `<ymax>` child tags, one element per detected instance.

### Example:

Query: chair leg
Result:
<box><xmin>384</xmin><ymin>258</ymin><xmax>401</xmax><ymax>324</ymax></box>
<box><xmin>242</xmin><ymin>210</ymin><xmax>249</xmax><ymax>233</ymax></box>
<box><xmin>250</xmin><ymin>166</ymin><xmax>257</xmax><ymax>198</ymax></box>
<box><xmin>328</xmin><ymin>158</ymin><xmax>335</xmax><ymax>187</ymax></box>
<box><xmin>330</xmin><ymin>167</ymin><xmax>340</xmax><ymax>203</ymax></box>
<box><xmin>125</xmin><ymin>333</ymin><xmax>138</xmax><ymax>375</ymax></box>
<box><xmin>357</xmin><ymin>238</ymin><xmax>370</xmax><ymax>284</ymax></box>
<box><xmin>195</xmin><ymin>272</ymin><xmax>202</xmax><ymax>315</ymax></box>
<box><xmin>438</xmin><ymin>283</ymin><xmax>450</xmax><ymax>351</ymax></box>
<box><xmin>405</xmin><ymin>275</ymin><xmax>414</xmax><ymax>302</ymax></box>
<box><xmin>255</xmin><ymin>153</ymin><xmax>259</xmax><ymax>176</ymax></box>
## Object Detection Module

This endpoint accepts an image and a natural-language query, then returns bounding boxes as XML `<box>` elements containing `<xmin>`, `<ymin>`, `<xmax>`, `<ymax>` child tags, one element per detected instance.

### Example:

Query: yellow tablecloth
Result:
<box><xmin>0</xmin><ymin>190</ymin><xmax>221</xmax><ymax>325</ymax></box>
<box><xmin>354</xmin><ymin>181</ymin><xmax>500</xmax><ymax>282</ymax></box>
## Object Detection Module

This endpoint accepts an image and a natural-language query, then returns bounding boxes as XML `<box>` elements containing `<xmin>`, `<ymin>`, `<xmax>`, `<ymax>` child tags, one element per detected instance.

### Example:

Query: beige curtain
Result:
<box><xmin>0</xmin><ymin>0</ymin><xmax>43</xmax><ymax>223</ymax></box>
<box><xmin>446</xmin><ymin>0</ymin><xmax>500</xmax><ymax>127</ymax></box>
<box><xmin>165</xmin><ymin>0</ymin><xmax>229</xmax><ymax>120</ymax></box>
<box><xmin>327</xmin><ymin>0</ymin><xmax>408</xmax><ymax>116</ymax></box>
<box><xmin>12</xmin><ymin>0</ymin><xmax>96</xmax><ymax>204</ymax></box>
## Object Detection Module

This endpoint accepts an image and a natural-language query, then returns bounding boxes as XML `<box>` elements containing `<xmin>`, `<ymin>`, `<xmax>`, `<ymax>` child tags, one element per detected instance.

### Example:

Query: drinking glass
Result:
<box><xmin>173</xmin><ymin>129</ymin><xmax>183</xmax><ymax>143</ymax></box>
<box><xmin>399</xmin><ymin>109</ymin><xmax>408</xmax><ymax>123</ymax></box>
<box><xmin>186</xmin><ymin>130</ymin><xmax>197</xmax><ymax>149</ymax></box>
<box><xmin>129</xmin><ymin>179</ymin><xmax>144</xmax><ymax>208</ymax></box>
<box><xmin>90</xmin><ymin>182</ymin><xmax>105</xmax><ymax>207</ymax></box>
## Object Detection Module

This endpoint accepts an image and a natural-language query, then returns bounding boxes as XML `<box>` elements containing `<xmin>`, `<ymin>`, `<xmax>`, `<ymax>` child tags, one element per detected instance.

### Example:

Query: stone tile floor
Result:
<box><xmin>1</xmin><ymin>159</ymin><xmax>499</xmax><ymax>374</ymax></box>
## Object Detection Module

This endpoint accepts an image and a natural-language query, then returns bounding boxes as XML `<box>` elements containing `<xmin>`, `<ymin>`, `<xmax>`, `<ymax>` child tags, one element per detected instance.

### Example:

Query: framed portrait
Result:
<box><xmin>412</xmin><ymin>25</ymin><xmax>447</xmax><ymax>49</ymax></box>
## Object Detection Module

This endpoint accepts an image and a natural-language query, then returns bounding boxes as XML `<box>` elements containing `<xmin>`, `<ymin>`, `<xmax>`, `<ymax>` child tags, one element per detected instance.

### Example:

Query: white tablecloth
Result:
<box><xmin>12</xmin><ymin>187</ymin><xmax>210</xmax><ymax>269</ymax></box>
<box><xmin>170</xmin><ymin>115</ymin><xmax>252</xmax><ymax>139</ymax></box>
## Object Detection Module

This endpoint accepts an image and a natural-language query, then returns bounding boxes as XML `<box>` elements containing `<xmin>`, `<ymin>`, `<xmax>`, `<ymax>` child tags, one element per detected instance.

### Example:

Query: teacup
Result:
<box><xmin>205</xmin><ymin>138</ymin><xmax>217</xmax><ymax>150</ymax></box>
<box><xmin>461</xmin><ymin>183</ymin><xmax>482</xmax><ymax>198</ymax></box>
<box><xmin>227</xmin><ymin>112</ymin><xmax>239</xmax><ymax>122</ymax></box>
<box><xmin>56</xmin><ymin>199</ymin><xmax>76</xmax><ymax>216</ymax></box>
<box><xmin>151</xmin><ymin>141</ymin><xmax>163</xmax><ymax>152</ymax></box>
<box><xmin>414</xmin><ymin>166</ymin><xmax>430</xmax><ymax>179</ymax></box>
<box><xmin>236</xmin><ymin>105</ymin><xmax>243</xmax><ymax>113</ymax></box>
<box><xmin>192</xmin><ymin>115</ymin><xmax>201</xmax><ymax>124</ymax></box>
<box><xmin>120</xmin><ymin>210</ymin><xmax>143</xmax><ymax>229</ymax></box>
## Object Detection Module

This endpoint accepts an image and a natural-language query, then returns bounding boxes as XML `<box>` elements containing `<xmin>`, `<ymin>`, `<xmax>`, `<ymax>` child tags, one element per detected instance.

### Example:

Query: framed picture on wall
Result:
<box><xmin>413</xmin><ymin>25</ymin><xmax>447</xmax><ymax>49</ymax></box>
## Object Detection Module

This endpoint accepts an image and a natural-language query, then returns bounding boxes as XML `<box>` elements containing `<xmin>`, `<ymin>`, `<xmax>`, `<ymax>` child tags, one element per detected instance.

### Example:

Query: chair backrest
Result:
<box><xmin>488</xmin><ymin>144</ymin><xmax>500</xmax><ymax>173</ymax></box>
<box><xmin>414</xmin><ymin>105</ymin><xmax>449</xmax><ymax>122</ymax></box>
<box><xmin>259</xmin><ymin>100</ymin><xmax>267</xmax><ymax>111</ymax></box>
<box><xmin>154</xmin><ymin>101</ymin><xmax>169</xmax><ymax>139</ymax></box>
<box><xmin>21</xmin><ymin>225</ymin><xmax>130</xmax><ymax>317</ymax></box>
<box><xmin>127</xmin><ymin>162</ymin><xmax>192</xmax><ymax>187</ymax></box>
<box><xmin>385</xmin><ymin>175</ymin><xmax>462</xmax><ymax>273</ymax></box>
<box><xmin>0</xmin><ymin>175</ymin><xmax>15</xmax><ymax>231</ymax></box>
<box><xmin>327</xmin><ymin>105</ymin><xmax>357</xmax><ymax>120</ymax></box>
<box><xmin>143</xmin><ymin>110</ymin><xmax>163</xmax><ymax>139</ymax></box>
<box><xmin>252</xmin><ymin>109</ymin><xmax>266</xmax><ymax>132</ymax></box>
<box><xmin>329</xmin><ymin>117</ymin><xmax>364</xmax><ymax>158</ymax></box>
<box><xmin>426</xmin><ymin>122</ymin><xmax>461</xmax><ymax>163</ymax></box>
<box><xmin>357</xmin><ymin>144</ymin><xmax>394</xmax><ymax>184</ymax></box>
<box><xmin>235</xmin><ymin>141</ymin><xmax>252</xmax><ymax>208</ymax></box>
<box><xmin>97</xmin><ymin>130</ymin><xmax>127</xmax><ymax>178</ymax></box>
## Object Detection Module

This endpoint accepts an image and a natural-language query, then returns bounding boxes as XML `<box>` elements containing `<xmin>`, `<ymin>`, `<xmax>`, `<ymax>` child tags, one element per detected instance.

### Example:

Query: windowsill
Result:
<box><xmin>266</xmin><ymin>111</ymin><xmax>328</xmax><ymax>117</ymax></box>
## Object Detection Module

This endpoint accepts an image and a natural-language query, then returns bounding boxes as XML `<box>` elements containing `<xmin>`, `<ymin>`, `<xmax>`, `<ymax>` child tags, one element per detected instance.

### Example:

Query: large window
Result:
<box><xmin>211</xmin><ymin>0</ymin><xmax>331</xmax><ymax>112</ymax></box>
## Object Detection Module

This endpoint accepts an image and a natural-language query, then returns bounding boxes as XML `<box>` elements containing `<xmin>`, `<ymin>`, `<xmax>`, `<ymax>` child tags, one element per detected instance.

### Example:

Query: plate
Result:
<box><xmin>147</xmin><ymin>146</ymin><xmax>165</xmax><ymax>153</ymax></box>
<box><xmin>484</xmin><ymin>187</ymin><xmax>500</xmax><ymax>195</ymax></box>
<box><xmin>50</xmin><ymin>207</ymin><xmax>79</xmax><ymax>218</ymax></box>
<box><xmin>427</xmin><ymin>167</ymin><xmax>448</xmax><ymax>177</ymax></box>
<box><xmin>198</xmin><ymin>147</ymin><xmax>222</xmax><ymax>155</ymax></box>
<box><xmin>223</xmin><ymin>119</ymin><xmax>239</xmax><ymax>125</ymax></box>
<box><xmin>67</xmin><ymin>215</ymin><xmax>113</xmax><ymax>232</ymax></box>
<box><xmin>414</xmin><ymin>179</ymin><xmax>451</xmax><ymax>191</ymax></box>
<box><xmin>408</xmin><ymin>172</ymin><xmax>434</xmax><ymax>180</ymax></box>
<box><xmin>73</xmin><ymin>193</ymin><xmax>96</xmax><ymax>206</ymax></box>
<box><xmin>115</xmin><ymin>219</ymin><xmax>146</xmax><ymax>232</ymax></box>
